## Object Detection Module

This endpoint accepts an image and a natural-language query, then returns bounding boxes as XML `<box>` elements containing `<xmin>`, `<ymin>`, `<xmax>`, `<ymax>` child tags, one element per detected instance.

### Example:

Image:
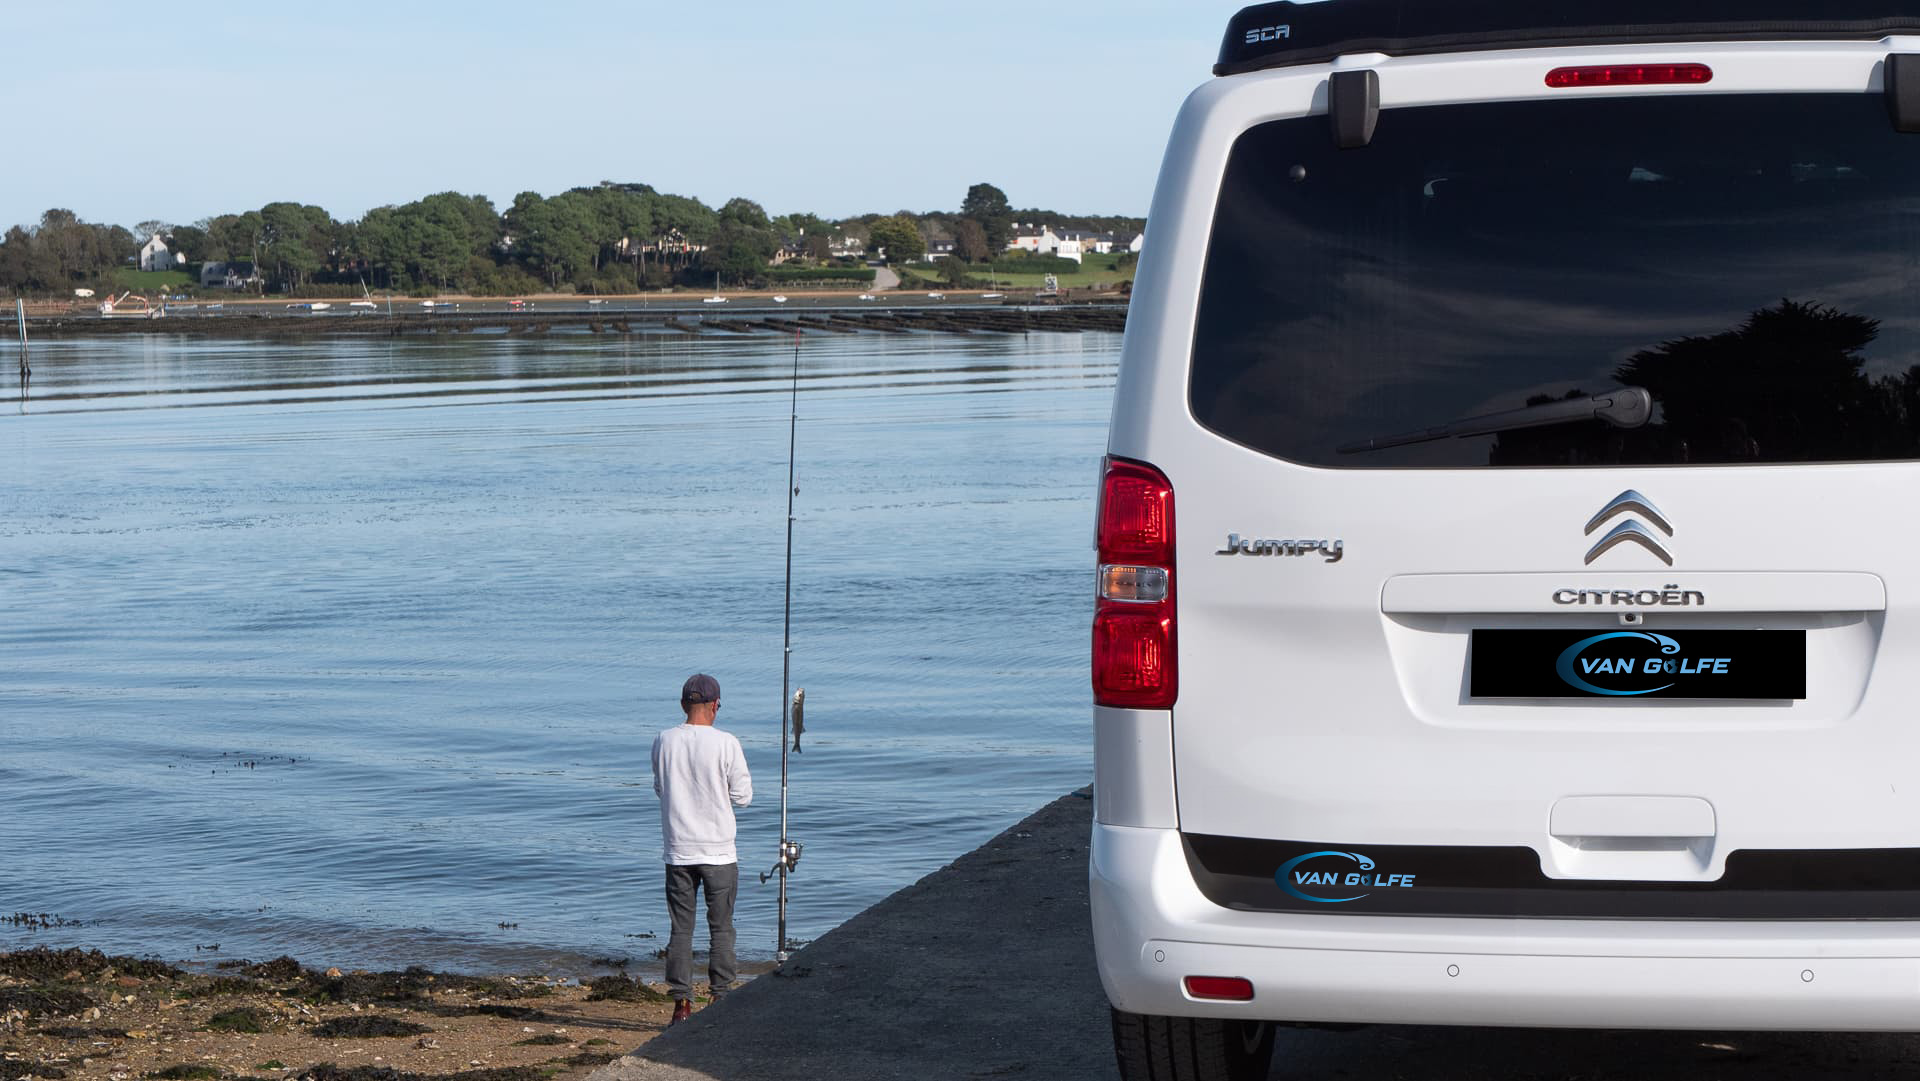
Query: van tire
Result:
<box><xmin>1111</xmin><ymin>1007</ymin><xmax>1276</xmax><ymax>1081</ymax></box>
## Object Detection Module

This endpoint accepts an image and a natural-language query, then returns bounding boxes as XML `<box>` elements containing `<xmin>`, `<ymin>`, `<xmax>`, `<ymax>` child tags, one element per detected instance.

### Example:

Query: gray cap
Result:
<box><xmin>681</xmin><ymin>673</ymin><xmax>721</xmax><ymax>705</ymax></box>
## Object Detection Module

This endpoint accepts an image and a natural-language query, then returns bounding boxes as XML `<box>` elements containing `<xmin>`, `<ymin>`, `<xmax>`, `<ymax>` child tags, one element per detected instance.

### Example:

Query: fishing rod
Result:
<box><xmin>759</xmin><ymin>328</ymin><xmax>805</xmax><ymax>964</ymax></box>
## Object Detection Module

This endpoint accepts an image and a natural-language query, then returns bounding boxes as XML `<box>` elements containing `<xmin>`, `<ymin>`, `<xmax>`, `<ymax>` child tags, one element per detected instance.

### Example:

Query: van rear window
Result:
<box><xmin>1190</xmin><ymin>93</ymin><xmax>1920</xmax><ymax>467</ymax></box>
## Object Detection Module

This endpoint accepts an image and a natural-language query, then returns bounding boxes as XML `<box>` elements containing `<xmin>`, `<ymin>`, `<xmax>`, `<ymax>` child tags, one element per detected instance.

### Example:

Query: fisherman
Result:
<box><xmin>652</xmin><ymin>673</ymin><xmax>753</xmax><ymax>1026</ymax></box>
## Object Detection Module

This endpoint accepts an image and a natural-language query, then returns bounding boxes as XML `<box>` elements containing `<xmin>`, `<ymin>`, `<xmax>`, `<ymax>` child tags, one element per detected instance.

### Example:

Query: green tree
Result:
<box><xmin>206</xmin><ymin>211</ymin><xmax>265</xmax><ymax>268</ymax></box>
<box><xmin>258</xmin><ymin>202</ymin><xmax>334</xmax><ymax>289</ymax></box>
<box><xmin>952</xmin><ymin>218</ymin><xmax>989</xmax><ymax>263</ymax></box>
<box><xmin>961</xmin><ymin>182</ymin><xmax>1013</xmax><ymax>253</ymax></box>
<box><xmin>509</xmin><ymin>191</ymin><xmax>594</xmax><ymax>288</ymax></box>
<box><xmin>705</xmin><ymin>224</ymin><xmax>775</xmax><ymax>285</ymax></box>
<box><xmin>718</xmin><ymin>197</ymin><xmax>771</xmax><ymax>230</ymax></box>
<box><xmin>169</xmin><ymin>225</ymin><xmax>211</xmax><ymax>264</ymax></box>
<box><xmin>702</xmin><ymin>197</ymin><xmax>779</xmax><ymax>285</ymax></box>
<box><xmin>867</xmin><ymin>214</ymin><xmax>923</xmax><ymax>263</ymax></box>
<box><xmin>774</xmin><ymin>211</ymin><xmax>831</xmax><ymax>238</ymax></box>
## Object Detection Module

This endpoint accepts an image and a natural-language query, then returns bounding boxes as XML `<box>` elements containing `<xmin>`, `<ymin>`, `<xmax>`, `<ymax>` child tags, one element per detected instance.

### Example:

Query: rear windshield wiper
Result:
<box><xmin>1335</xmin><ymin>387</ymin><xmax>1652</xmax><ymax>455</ymax></box>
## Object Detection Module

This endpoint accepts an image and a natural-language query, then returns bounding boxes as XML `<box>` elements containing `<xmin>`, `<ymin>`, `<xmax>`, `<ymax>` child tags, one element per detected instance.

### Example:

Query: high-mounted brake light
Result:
<box><xmin>1093</xmin><ymin>457</ymin><xmax>1176</xmax><ymax>709</ymax></box>
<box><xmin>1545</xmin><ymin>64</ymin><xmax>1712</xmax><ymax>89</ymax></box>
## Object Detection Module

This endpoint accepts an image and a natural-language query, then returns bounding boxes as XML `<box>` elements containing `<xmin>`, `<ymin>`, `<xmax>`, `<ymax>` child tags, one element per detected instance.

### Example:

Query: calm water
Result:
<box><xmin>0</xmin><ymin>328</ymin><xmax>1116</xmax><ymax>976</ymax></box>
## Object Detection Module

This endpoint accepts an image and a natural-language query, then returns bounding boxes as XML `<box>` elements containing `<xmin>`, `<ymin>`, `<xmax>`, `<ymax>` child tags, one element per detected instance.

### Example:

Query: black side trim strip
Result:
<box><xmin>1185</xmin><ymin>834</ymin><xmax>1920</xmax><ymax>920</ymax></box>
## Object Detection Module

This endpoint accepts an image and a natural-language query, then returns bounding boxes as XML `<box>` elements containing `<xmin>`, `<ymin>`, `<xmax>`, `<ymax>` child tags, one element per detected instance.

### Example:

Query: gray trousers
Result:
<box><xmin>664</xmin><ymin>862</ymin><xmax>738</xmax><ymax>1001</ymax></box>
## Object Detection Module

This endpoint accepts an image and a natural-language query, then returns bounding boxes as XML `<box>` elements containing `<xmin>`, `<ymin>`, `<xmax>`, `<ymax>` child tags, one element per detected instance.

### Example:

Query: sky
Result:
<box><xmin>2</xmin><ymin>1</ymin><xmax>1250</xmax><ymax>233</ymax></box>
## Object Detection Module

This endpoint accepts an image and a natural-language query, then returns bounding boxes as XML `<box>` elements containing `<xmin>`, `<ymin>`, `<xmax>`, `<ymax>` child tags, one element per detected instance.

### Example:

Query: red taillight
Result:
<box><xmin>1184</xmin><ymin>976</ymin><xmax>1255</xmax><ymax>1002</ymax></box>
<box><xmin>1093</xmin><ymin>456</ymin><xmax>1176</xmax><ymax>709</ymax></box>
<box><xmin>1097</xmin><ymin>458</ymin><xmax>1174</xmax><ymax>563</ymax></box>
<box><xmin>1545</xmin><ymin>63</ymin><xmax>1712</xmax><ymax>89</ymax></box>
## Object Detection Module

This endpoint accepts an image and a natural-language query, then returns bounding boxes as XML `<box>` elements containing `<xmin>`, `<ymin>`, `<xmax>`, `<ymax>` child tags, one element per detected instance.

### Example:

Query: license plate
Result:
<box><xmin>1469</xmin><ymin>629</ymin><xmax>1806</xmax><ymax>699</ymax></box>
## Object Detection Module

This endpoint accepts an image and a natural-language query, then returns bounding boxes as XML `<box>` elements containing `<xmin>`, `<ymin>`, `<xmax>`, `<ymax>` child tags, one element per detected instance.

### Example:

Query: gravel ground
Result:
<box><xmin>592</xmin><ymin>789</ymin><xmax>1920</xmax><ymax>1081</ymax></box>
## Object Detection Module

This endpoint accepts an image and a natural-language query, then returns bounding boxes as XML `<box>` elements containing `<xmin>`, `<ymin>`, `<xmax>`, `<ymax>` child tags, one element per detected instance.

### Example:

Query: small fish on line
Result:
<box><xmin>791</xmin><ymin>688</ymin><xmax>805</xmax><ymax>752</ymax></box>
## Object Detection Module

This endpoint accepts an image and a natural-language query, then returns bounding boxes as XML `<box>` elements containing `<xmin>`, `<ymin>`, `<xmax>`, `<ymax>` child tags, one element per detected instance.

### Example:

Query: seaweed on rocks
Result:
<box><xmin>0</xmin><ymin>1063</ymin><xmax>69</xmax><ymax>1081</ymax></box>
<box><xmin>299</xmin><ymin>1066</ymin><xmax>547</xmax><ymax>1081</ymax></box>
<box><xmin>511</xmin><ymin>1034</ymin><xmax>569</xmax><ymax>1047</ymax></box>
<box><xmin>205</xmin><ymin>1008</ymin><xmax>268</xmax><ymax>1034</ymax></box>
<box><xmin>180</xmin><ymin>978</ymin><xmax>258</xmax><ymax>999</ymax></box>
<box><xmin>582</xmin><ymin>975</ymin><xmax>668</xmax><ymax>1004</ymax></box>
<box><xmin>310</xmin><ymin>1016</ymin><xmax>432</xmax><ymax>1040</ymax></box>
<box><xmin>0</xmin><ymin>948</ymin><xmax>178</xmax><ymax>983</ymax></box>
<box><xmin>148</xmin><ymin>1067</ymin><xmax>221</xmax><ymax>1081</ymax></box>
<box><xmin>1</xmin><ymin>915</ymin><xmax>83</xmax><ymax>931</ymax></box>
<box><xmin>0</xmin><ymin>986</ymin><xmax>93</xmax><ymax>1017</ymax></box>
<box><xmin>300</xmin><ymin>967</ymin><xmax>544</xmax><ymax>1006</ymax></box>
<box><xmin>36</xmin><ymin>1025</ymin><xmax>129</xmax><ymax>1039</ymax></box>
<box><xmin>420</xmin><ymin>1003</ymin><xmax>556</xmax><ymax>1023</ymax></box>
<box><xmin>244</xmin><ymin>957</ymin><xmax>302</xmax><ymax>983</ymax></box>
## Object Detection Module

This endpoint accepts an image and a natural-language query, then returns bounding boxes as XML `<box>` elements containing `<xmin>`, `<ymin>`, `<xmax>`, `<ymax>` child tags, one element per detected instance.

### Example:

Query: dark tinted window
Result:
<box><xmin>1190</xmin><ymin>93</ymin><xmax>1920</xmax><ymax>467</ymax></box>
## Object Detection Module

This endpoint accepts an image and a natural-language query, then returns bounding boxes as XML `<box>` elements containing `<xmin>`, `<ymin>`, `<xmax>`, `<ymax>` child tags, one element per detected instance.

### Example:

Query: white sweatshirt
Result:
<box><xmin>651</xmin><ymin>724</ymin><xmax>753</xmax><ymax>865</ymax></box>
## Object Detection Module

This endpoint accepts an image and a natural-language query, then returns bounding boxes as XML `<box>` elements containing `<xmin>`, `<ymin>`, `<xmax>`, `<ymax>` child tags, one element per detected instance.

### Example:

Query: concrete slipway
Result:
<box><xmin>591</xmin><ymin>790</ymin><xmax>1920</xmax><ymax>1081</ymax></box>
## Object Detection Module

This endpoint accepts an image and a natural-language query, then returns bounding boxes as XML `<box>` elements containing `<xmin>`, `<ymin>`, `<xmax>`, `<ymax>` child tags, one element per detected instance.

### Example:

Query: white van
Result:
<box><xmin>1091</xmin><ymin>3</ymin><xmax>1920</xmax><ymax>1077</ymax></box>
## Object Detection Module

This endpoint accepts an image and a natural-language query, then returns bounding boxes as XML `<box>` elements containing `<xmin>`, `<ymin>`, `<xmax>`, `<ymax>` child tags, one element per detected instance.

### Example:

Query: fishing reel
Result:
<box><xmin>760</xmin><ymin>838</ymin><xmax>803</xmax><ymax>884</ymax></box>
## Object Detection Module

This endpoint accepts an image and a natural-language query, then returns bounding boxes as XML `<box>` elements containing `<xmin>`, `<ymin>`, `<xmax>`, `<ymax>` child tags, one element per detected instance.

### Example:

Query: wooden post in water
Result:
<box><xmin>14</xmin><ymin>298</ymin><xmax>27</xmax><ymax>379</ymax></box>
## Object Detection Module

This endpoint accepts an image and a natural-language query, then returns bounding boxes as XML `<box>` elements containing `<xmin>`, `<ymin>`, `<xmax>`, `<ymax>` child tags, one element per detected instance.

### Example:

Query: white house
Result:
<box><xmin>1059</xmin><ymin>229</ymin><xmax>1115</xmax><ymax>256</ymax></box>
<box><xmin>139</xmin><ymin>233</ymin><xmax>171</xmax><ymax>272</ymax></box>
<box><xmin>1008</xmin><ymin>223</ymin><xmax>1062</xmax><ymax>254</ymax></box>
<box><xmin>1056</xmin><ymin>238</ymin><xmax>1084</xmax><ymax>264</ymax></box>
<box><xmin>200</xmin><ymin>261</ymin><xmax>261</xmax><ymax>289</ymax></box>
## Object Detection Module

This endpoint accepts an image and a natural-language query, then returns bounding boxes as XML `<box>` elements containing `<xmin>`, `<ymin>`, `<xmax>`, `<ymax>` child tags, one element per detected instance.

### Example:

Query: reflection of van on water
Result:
<box><xmin>1093</xmin><ymin>3</ymin><xmax>1920</xmax><ymax>1078</ymax></box>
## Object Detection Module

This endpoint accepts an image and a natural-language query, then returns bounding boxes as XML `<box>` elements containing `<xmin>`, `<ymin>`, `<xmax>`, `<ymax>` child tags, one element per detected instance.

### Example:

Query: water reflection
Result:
<box><xmin>1492</xmin><ymin>299</ymin><xmax>1920</xmax><ymax>465</ymax></box>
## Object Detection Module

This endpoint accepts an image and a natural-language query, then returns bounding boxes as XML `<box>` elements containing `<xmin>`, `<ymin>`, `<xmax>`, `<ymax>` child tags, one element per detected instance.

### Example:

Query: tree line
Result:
<box><xmin>0</xmin><ymin>181</ymin><xmax>1142</xmax><ymax>297</ymax></box>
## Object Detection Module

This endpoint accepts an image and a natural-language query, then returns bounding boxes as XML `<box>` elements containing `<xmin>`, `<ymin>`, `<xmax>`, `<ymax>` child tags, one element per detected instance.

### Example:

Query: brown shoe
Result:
<box><xmin>670</xmin><ymin>999</ymin><xmax>692</xmax><ymax>1026</ymax></box>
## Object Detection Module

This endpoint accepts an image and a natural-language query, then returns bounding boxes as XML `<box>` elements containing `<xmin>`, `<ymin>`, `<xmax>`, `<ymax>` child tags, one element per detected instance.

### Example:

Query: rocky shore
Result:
<box><xmin>0</xmin><ymin>949</ymin><xmax>694</xmax><ymax>1081</ymax></box>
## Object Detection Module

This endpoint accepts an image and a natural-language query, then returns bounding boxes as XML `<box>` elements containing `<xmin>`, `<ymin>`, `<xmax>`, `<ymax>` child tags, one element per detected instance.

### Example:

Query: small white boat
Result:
<box><xmin>349</xmin><ymin>300</ymin><xmax>377</xmax><ymax>310</ymax></box>
<box><xmin>858</xmin><ymin>294</ymin><xmax>876</xmax><ymax>301</ymax></box>
<box><xmin>772</xmin><ymin>295</ymin><xmax>788</xmax><ymax>304</ymax></box>
<box><xmin>980</xmin><ymin>292</ymin><xmax>1005</xmax><ymax>299</ymax></box>
<box><xmin>100</xmin><ymin>291</ymin><xmax>157</xmax><ymax>317</ymax></box>
<box><xmin>927</xmin><ymin>292</ymin><xmax>945</xmax><ymax>300</ymax></box>
<box><xmin>703</xmin><ymin>295</ymin><xmax>728</xmax><ymax>304</ymax></box>
<box><xmin>587</xmin><ymin>298</ymin><xmax>606</xmax><ymax>306</ymax></box>
<box><xmin>310</xmin><ymin>302</ymin><xmax>331</xmax><ymax>311</ymax></box>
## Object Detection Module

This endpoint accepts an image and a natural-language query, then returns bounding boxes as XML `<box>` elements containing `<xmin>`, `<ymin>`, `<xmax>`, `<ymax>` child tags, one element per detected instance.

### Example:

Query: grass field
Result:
<box><xmin>112</xmin><ymin>268</ymin><xmax>195</xmax><ymax>291</ymax></box>
<box><xmin>899</xmin><ymin>252</ymin><xmax>1136</xmax><ymax>291</ymax></box>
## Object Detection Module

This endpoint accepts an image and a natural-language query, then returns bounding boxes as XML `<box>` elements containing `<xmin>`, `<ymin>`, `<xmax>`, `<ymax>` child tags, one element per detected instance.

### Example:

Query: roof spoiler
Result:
<box><xmin>1217</xmin><ymin>0</ymin><xmax>1920</xmax><ymax>76</ymax></box>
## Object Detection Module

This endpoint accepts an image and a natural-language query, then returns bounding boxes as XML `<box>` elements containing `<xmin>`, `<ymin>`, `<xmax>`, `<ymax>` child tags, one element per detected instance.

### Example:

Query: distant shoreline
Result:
<box><xmin>10</xmin><ymin>294</ymin><xmax>1129</xmax><ymax>338</ymax></box>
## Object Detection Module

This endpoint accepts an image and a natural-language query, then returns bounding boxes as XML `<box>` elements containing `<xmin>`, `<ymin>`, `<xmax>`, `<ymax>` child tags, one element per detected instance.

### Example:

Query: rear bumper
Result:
<box><xmin>1091</xmin><ymin>822</ymin><xmax>1920</xmax><ymax>1030</ymax></box>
